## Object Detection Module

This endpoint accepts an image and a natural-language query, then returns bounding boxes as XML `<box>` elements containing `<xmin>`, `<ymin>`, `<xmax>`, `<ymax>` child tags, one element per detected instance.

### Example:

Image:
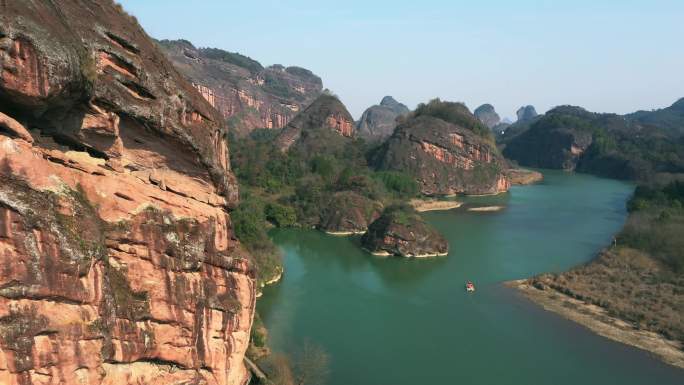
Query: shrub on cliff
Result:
<box><xmin>199</xmin><ymin>47</ymin><xmax>264</xmax><ymax>74</ymax></box>
<box><xmin>372</xmin><ymin>171</ymin><xmax>420</xmax><ymax>199</ymax></box>
<box><xmin>265</xmin><ymin>203</ymin><xmax>297</xmax><ymax>228</ymax></box>
<box><xmin>231</xmin><ymin>194</ymin><xmax>283</xmax><ymax>284</ymax></box>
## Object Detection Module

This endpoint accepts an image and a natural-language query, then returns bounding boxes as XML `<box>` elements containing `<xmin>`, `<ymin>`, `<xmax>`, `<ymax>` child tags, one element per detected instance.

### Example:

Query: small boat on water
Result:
<box><xmin>466</xmin><ymin>281</ymin><xmax>475</xmax><ymax>292</ymax></box>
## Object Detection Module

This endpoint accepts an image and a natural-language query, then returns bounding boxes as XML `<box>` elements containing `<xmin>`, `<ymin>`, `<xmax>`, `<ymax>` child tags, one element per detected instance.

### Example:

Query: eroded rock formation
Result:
<box><xmin>372</xmin><ymin>105</ymin><xmax>510</xmax><ymax>195</ymax></box>
<box><xmin>357</xmin><ymin>96</ymin><xmax>410</xmax><ymax>140</ymax></box>
<box><xmin>275</xmin><ymin>94</ymin><xmax>356</xmax><ymax>153</ymax></box>
<box><xmin>0</xmin><ymin>2</ymin><xmax>255</xmax><ymax>384</ymax></box>
<box><xmin>159</xmin><ymin>40</ymin><xmax>323</xmax><ymax>137</ymax></box>
<box><xmin>503</xmin><ymin>106</ymin><xmax>595</xmax><ymax>170</ymax></box>
<box><xmin>474</xmin><ymin>104</ymin><xmax>501</xmax><ymax>129</ymax></box>
<box><xmin>320</xmin><ymin>192</ymin><xmax>383</xmax><ymax>234</ymax></box>
<box><xmin>361</xmin><ymin>207</ymin><xmax>448</xmax><ymax>257</ymax></box>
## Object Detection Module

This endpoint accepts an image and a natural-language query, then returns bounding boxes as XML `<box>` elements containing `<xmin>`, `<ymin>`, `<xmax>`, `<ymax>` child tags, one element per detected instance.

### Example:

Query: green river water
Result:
<box><xmin>257</xmin><ymin>170</ymin><xmax>683</xmax><ymax>385</ymax></box>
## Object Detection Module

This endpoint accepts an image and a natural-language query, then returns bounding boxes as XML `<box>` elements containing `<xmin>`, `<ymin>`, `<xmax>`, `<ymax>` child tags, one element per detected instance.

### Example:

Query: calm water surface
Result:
<box><xmin>258</xmin><ymin>170</ymin><xmax>683</xmax><ymax>385</ymax></box>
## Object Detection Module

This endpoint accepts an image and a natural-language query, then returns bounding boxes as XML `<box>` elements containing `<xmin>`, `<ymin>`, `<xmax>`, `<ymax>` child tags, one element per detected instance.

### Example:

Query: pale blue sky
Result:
<box><xmin>119</xmin><ymin>0</ymin><xmax>683</xmax><ymax>120</ymax></box>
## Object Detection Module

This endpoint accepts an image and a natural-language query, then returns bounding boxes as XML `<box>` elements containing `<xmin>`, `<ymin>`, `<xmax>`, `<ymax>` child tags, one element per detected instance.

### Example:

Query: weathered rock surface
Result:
<box><xmin>357</xmin><ymin>96</ymin><xmax>410</xmax><ymax>141</ymax></box>
<box><xmin>320</xmin><ymin>192</ymin><xmax>383</xmax><ymax>234</ymax></box>
<box><xmin>0</xmin><ymin>2</ymin><xmax>255</xmax><ymax>384</ymax></box>
<box><xmin>474</xmin><ymin>104</ymin><xmax>501</xmax><ymax>129</ymax></box>
<box><xmin>275</xmin><ymin>94</ymin><xmax>355</xmax><ymax>153</ymax></box>
<box><xmin>372</xmin><ymin>101</ymin><xmax>510</xmax><ymax>195</ymax></box>
<box><xmin>361</xmin><ymin>207</ymin><xmax>448</xmax><ymax>257</ymax></box>
<box><xmin>503</xmin><ymin>106</ymin><xmax>595</xmax><ymax>170</ymax></box>
<box><xmin>159</xmin><ymin>40</ymin><xmax>322</xmax><ymax>137</ymax></box>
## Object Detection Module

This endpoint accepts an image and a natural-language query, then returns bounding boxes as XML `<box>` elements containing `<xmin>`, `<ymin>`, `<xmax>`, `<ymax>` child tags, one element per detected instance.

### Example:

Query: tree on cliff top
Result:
<box><xmin>410</xmin><ymin>98</ymin><xmax>492</xmax><ymax>139</ymax></box>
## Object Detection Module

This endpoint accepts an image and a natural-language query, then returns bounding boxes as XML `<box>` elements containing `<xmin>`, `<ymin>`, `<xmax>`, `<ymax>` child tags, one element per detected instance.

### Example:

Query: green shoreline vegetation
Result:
<box><xmin>517</xmin><ymin>176</ymin><xmax>684</xmax><ymax>367</ymax></box>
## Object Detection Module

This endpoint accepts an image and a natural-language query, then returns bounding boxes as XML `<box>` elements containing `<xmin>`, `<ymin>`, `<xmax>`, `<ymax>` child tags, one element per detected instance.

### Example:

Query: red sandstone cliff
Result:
<box><xmin>275</xmin><ymin>94</ymin><xmax>356</xmax><ymax>153</ymax></box>
<box><xmin>158</xmin><ymin>40</ymin><xmax>323</xmax><ymax>137</ymax></box>
<box><xmin>372</xmin><ymin>101</ymin><xmax>510</xmax><ymax>195</ymax></box>
<box><xmin>0</xmin><ymin>1</ymin><xmax>255</xmax><ymax>384</ymax></box>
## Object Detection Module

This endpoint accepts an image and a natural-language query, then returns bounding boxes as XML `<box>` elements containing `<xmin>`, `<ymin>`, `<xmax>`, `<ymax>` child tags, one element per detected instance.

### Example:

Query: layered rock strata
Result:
<box><xmin>0</xmin><ymin>2</ymin><xmax>255</xmax><ymax>384</ymax></box>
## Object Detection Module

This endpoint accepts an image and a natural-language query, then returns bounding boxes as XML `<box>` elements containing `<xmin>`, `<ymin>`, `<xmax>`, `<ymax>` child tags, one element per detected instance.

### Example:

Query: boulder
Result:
<box><xmin>319</xmin><ymin>191</ymin><xmax>383</xmax><ymax>234</ymax></box>
<box><xmin>361</xmin><ymin>207</ymin><xmax>448</xmax><ymax>257</ymax></box>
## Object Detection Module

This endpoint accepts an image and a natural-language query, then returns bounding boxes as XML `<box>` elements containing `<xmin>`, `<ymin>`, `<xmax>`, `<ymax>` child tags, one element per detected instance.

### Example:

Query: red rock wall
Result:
<box><xmin>0</xmin><ymin>137</ymin><xmax>256</xmax><ymax>385</ymax></box>
<box><xmin>419</xmin><ymin>140</ymin><xmax>494</xmax><ymax>171</ymax></box>
<box><xmin>0</xmin><ymin>1</ymin><xmax>255</xmax><ymax>384</ymax></box>
<box><xmin>325</xmin><ymin>113</ymin><xmax>354</xmax><ymax>137</ymax></box>
<box><xmin>192</xmin><ymin>83</ymin><xmax>294</xmax><ymax>131</ymax></box>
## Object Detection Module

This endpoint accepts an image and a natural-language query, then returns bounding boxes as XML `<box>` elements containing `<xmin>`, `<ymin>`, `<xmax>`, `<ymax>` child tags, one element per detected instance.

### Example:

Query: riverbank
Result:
<box><xmin>509</xmin><ymin>279</ymin><xmax>684</xmax><ymax>369</ymax></box>
<box><xmin>468</xmin><ymin>205</ymin><xmax>505</xmax><ymax>212</ymax></box>
<box><xmin>410</xmin><ymin>199</ymin><xmax>463</xmax><ymax>212</ymax></box>
<box><xmin>506</xmin><ymin>168</ymin><xmax>544</xmax><ymax>185</ymax></box>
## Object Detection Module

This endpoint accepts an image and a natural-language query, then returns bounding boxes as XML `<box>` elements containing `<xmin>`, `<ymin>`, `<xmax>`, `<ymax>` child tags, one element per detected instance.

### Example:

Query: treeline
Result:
<box><xmin>229</xmin><ymin>129</ymin><xmax>420</xmax><ymax>284</ymax></box>
<box><xmin>620</xmin><ymin>178</ymin><xmax>684</xmax><ymax>272</ymax></box>
<box><xmin>407</xmin><ymin>98</ymin><xmax>494</xmax><ymax>140</ymax></box>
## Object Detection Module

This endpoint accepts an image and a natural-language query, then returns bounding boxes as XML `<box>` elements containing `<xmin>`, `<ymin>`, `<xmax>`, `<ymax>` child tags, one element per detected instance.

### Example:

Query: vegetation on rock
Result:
<box><xmin>528</xmin><ymin>176</ymin><xmax>684</xmax><ymax>344</ymax></box>
<box><xmin>502</xmin><ymin>102</ymin><xmax>684</xmax><ymax>180</ymax></box>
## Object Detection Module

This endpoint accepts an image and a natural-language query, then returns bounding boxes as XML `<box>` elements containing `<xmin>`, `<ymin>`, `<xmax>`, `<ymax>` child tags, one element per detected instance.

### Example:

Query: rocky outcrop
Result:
<box><xmin>516</xmin><ymin>105</ymin><xmax>538</xmax><ymax>122</ymax></box>
<box><xmin>0</xmin><ymin>2</ymin><xmax>255</xmax><ymax>385</ymax></box>
<box><xmin>357</xmin><ymin>96</ymin><xmax>410</xmax><ymax>141</ymax></box>
<box><xmin>320</xmin><ymin>192</ymin><xmax>383</xmax><ymax>234</ymax></box>
<box><xmin>372</xmin><ymin>101</ymin><xmax>510</xmax><ymax>195</ymax></box>
<box><xmin>275</xmin><ymin>94</ymin><xmax>355</xmax><ymax>153</ymax></box>
<box><xmin>361</xmin><ymin>207</ymin><xmax>448</xmax><ymax>257</ymax></box>
<box><xmin>502</xmin><ymin>99</ymin><xmax>684</xmax><ymax>180</ymax></box>
<box><xmin>503</xmin><ymin>106</ymin><xmax>595</xmax><ymax>170</ymax></box>
<box><xmin>474</xmin><ymin>104</ymin><xmax>501</xmax><ymax>129</ymax></box>
<box><xmin>159</xmin><ymin>40</ymin><xmax>323</xmax><ymax>137</ymax></box>
<box><xmin>505</xmin><ymin>168</ymin><xmax>544</xmax><ymax>185</ymax></box>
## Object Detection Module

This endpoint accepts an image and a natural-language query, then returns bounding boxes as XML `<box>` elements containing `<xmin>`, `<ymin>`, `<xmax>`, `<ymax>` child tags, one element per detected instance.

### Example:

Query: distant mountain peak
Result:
<box><xmin>516</xmin><ymin>105</ymin><xmax>538</xmax><ymax>122</ymax></box>
<box><xmin>357</xmin><ymin>96</ymin><xmax>410</xmax><ymax>140</ymax></box>
<box><xmin>380</xmin><ymin>96</ymin><xmax>410</xmax><ymax>114</ymax></box>
<box><xmin>474</xmin><ymin>104</ymin><xmax>501</xmax><ymax>129</ymax></box>
<box><xmin>671</xmin><ymin>97</ymin><xmax>684</xmax><ymax>111</ymax></box>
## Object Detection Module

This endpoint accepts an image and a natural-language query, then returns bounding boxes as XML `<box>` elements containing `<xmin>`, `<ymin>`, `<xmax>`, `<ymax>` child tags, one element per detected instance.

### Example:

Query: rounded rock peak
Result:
<box><xmin>516</xmin><ymin>105</ymin><xmax>538</xmax><ymax>122</ymax></box>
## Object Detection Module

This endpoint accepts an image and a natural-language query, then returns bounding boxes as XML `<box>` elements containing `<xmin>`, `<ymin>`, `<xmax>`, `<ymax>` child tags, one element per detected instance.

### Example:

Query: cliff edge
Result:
<box><xmin>0</xmin><ymin>1</ymin><xmax>255</xmax><ymax>384</ymax></box>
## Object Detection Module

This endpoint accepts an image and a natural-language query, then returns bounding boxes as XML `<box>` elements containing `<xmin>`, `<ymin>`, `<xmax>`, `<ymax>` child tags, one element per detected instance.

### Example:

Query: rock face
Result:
<box><xmin>275</xmin><ymin>94</ymin><xmax>355</xmax><ymax>153</ymax></box>
<box><xmin>159</xmin><ymin>40</ymin><xmax>323</xmax><ymax>137</ymax></box>
<box><xmin>502</xmin><ymin>101</ymin><xmax>684</xmax><ymax>180</ymax></box>
<box><xmin>372</xmin><ymin>101</ymin><xmax>510</xmax><ymax>195</ymax></box>
<box><xmin>516</xmin><ymin>105</ymin><xmax>538</xmax><ymax>122</ymax></box>
<box><xmin>319</xmin><ymin>192</ymin><xmax>383</xmax><ymax>234</ymax></box>
<box><xmin>0</xmin><ymin>2</ymin><xmax>255</xmax><ymax>385</ymax></box>
<box><xmin>357</xmin><ymin>96</ymin><xmax>410</xmax><ymax>140</ymax></box>
<box><xmin>474</xmin><ymin>104</ymin><xmax>501</xmax><ymax>129</ymax></box>
<box><xmin>503</xmin><ymin>106</ymin><xmax>596</xmax><ymax>170</ymax></box>
<box><xmin>361</xmin><ymin>207</ymin><xmax>448</xmax><ymax>257</ymax></box>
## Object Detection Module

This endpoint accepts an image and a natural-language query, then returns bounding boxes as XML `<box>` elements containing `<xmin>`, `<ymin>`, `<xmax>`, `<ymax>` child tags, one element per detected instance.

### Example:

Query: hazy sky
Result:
<box><xmin>119</xmin><ymin>0</ymin><xmax>683</xmax><ymax>120</ymax></box>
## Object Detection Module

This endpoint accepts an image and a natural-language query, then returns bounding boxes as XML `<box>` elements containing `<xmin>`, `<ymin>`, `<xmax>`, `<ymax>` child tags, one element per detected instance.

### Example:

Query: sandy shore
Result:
<box><xmin>506</xmin><ymin>168</ymin><xmax>544</xmax><ymax>185</ymax></box>
<box><xmin>324</xmin><ymin>229</ymin><xmax>365</xmax><ymax>236</ymax></box>
<box><xmin>410</xmin><ymin>199</ymin><xmax>463</xmax><ymax>212</ymax></box>
<box><xmin>508</xmin><ymin>279</ymin><xmax>684</xmax><ymax>369</ymax></box>
<box><xmin>468</xmin><ymin>206</ymin><xmax>505</xmax><ymax>212</ymax></box>
<box><xmin>366</xmin><ymin>249</ymin><xmax>448</xmax><ymax>258</ymax></box>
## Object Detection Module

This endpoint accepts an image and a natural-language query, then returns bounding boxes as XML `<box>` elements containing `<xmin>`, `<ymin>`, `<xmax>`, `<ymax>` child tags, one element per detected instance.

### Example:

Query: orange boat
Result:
<box><xmin>466</xmin><ymin>281</ymin><xmax>475</xmax><ymax>292</ymax></box>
